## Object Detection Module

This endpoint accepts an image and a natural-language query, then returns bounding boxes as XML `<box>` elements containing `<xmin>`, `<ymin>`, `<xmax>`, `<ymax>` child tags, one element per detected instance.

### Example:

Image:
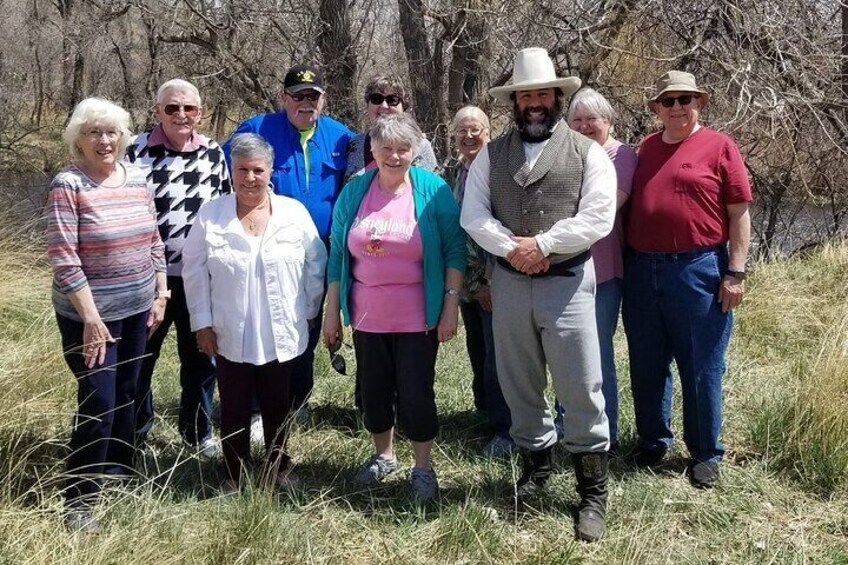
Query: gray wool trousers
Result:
<box><xmin>491</xmin><ymin>259</ymin><xmax>610</xmax><ymax>453</ymax></box>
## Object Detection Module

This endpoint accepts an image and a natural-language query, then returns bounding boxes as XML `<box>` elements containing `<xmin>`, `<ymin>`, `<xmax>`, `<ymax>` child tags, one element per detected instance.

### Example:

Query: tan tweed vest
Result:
<box><xmin>488</xmin><ymin>121</ymin><xmax>592</xmax><ymax>262</ymax></box>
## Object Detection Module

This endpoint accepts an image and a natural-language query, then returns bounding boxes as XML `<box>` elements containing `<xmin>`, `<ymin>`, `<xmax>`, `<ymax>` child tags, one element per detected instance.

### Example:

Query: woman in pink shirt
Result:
<box><xmin>556</xmin><ymin>88</ymin><xmax>638</xmax><ymax>454</ymax></box>
<box><xmin>324</xmin><ymin>114</ymin><xmax>466</xmax><ymax>502</ymax></box>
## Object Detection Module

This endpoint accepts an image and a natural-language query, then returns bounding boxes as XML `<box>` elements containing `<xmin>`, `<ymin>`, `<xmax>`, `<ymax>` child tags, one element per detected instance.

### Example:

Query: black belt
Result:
<box><xmin>497</xmin><ymin>250</ymin><xmax>590</xmax><ymax>278</ymax></box>
<box><xmin>628</xmin><ymin>245</ymin><xmax>724</xmax><ymax>262</ymax></box>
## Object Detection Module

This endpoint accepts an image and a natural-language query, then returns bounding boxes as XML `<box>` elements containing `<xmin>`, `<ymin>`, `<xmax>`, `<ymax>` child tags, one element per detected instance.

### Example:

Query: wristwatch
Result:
<box><xmin>155</xmin><ymin>289</ymin><xmax>172</xmax><ymax>300</ymax></box>
<box><xmin>445</xmin><ymin>288</ymin><xmax>461</xmax><ymax>297</ymax></box>
<box><xmin>726</xmin><ymin>270</ymin><xmax>746</xmax><ymax>281</ymax></box>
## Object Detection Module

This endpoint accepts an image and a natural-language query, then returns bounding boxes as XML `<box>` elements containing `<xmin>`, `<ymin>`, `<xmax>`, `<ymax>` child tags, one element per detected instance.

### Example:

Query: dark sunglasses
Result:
<box><xmin>162</xmin><ymin>104</ymin><xmax>199</xmax><ymax>115</ymax></box>
<box><xmin>367</xmin><ymin>93</ymin><xmax>403</xmax><ymax>107</ymax></box>
<box><xmin>328</xmin><ymin>340</ymin><xmax>351</xmax><ymax>375</ymax></box>
<box><xmin>288</xmin><ymin>91</ymin><xmax>322</xmax><ymax>102</ymax></box>
<box><xmin>658</xmin><ymin>94</ymin><xmax>699</xmax><ymax>108</ymax></box>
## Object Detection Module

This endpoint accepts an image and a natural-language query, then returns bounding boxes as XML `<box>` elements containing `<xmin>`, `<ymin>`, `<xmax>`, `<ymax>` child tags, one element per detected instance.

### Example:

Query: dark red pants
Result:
<box><xmin>216</xmin><ymin>356</ymin><xmax>292</xmax><ymax>482</ymax></box>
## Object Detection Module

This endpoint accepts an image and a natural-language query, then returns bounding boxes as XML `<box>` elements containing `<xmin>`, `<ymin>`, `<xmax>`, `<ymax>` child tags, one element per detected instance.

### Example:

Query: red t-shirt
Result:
<box><xmin>626</xmin><ymin>127</ymin><xmax>752</xmax><ymax>252</ymax></box>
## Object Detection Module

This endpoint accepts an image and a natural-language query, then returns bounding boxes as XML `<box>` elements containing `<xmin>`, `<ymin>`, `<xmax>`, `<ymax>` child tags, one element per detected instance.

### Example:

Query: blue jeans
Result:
<box><xmin>554</xmin><ymin>278</ymin><xmax>623</xmax><ymax>444</ymax></box>
<box><xmin>58</xmin><ymin>310</ymin><xmax>149</xmax><ymax>507</ymax></box>
<box><xmin>135</xmin><ymin>276</ymin><xmax>216</xmax><ymax>445</ymax></box>
<box><xmin>622</xmin><ymin>247</ymin><xmax>732</xmax><ymax>463</ymax></box>
<box><xmin>461</xmin><ymin>301</ymin><xmax>511</xmax><ymax>437</ymax></box>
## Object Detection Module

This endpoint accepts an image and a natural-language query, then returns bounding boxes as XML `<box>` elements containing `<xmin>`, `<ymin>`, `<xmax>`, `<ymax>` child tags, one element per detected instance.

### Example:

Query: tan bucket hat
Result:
<box><xmin>649</xmin><ymin>70</ymin><xmax>710</xmax><ymax>106</ymax></box>
<box><xmin>489</xmin><ymin>48</ymin><xmax>582</xmax><ymax>104</ymax></box>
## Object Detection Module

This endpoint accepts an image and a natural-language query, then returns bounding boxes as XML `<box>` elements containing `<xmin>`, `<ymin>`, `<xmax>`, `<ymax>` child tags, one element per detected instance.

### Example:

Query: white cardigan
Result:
<box><xmin>182</xmin><ymin>193</ymin><xmax>327</xmax><ymax>364</ymax></box>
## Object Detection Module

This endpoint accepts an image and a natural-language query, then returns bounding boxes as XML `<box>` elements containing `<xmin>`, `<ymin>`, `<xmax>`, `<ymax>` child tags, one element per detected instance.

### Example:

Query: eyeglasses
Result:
<box><xmin>84</xmin><ymin>128</ymin><xmax>120</xmax><ymax>140</ymax></box>
<box><xmin>328</xmin><ymin>339</ymin><xmax>351</xmax><ymax>375</ymax></box>
<box><xmin>455</xmin><ymin>127</ymin><xmax>486</xmax><ymax>137</ymax></box>
<box><xmin>658</xmin><ymin>94</ymin><xmax>699</xmax><ymax>108</ymax></box>
<box><xmin>367</xmin><ymin>93</ymin><xmax>403</xmax><ymax>107</ymax></box>
<box><xmin>287</xmin><ymin>91</ymin><xmax>322</xmax><ymax>102</ymax></box>
<box><xmin>162</xmin><ymin>104</ymin><xmax>200</xmax><ymax>116</ymax></box>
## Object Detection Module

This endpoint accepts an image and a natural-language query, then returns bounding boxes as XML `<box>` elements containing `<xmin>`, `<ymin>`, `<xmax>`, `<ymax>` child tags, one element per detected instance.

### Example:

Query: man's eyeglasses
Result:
<box><xmin>288</xmin><ymin>91</ymin><xmax>322</xmax><ymax>103</ymax></box>
<box><xmin>328</xmin><ymin>340</ymin><xmax>351</xmax><ymax>375</ymax></box>
<box><xmin>658</xmin><ymin>94</ymin><xmax>699</xmax><ymax>108</ymax></box>
<box><xmin>162</xmin><ymin>104</ymin><xmax>200</xmax><ymax>116</ymax></box>
<box><xmin>455</xmin><ymin>127</ymin><xmax>485</xmax><ymax>137</ymax></box>
<box><xmin>367</xmin><ymin>93</ymin><xmax>403</xmax><ymax>107</ymax></box>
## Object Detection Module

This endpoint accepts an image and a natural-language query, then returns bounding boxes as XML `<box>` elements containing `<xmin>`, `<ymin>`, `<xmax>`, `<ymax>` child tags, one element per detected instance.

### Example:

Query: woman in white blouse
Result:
<box><xmin>183</xmin><ymin>133</ymin><xmax>327</xmax><ymax>494</ymax></box>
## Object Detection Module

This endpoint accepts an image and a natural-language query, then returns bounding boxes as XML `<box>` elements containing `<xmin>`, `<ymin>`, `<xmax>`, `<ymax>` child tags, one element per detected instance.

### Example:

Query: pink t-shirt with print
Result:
<box><xmin>348</xmin><ymin>177</ymin><xmax>426</xmax><ymax>333</ymax></box>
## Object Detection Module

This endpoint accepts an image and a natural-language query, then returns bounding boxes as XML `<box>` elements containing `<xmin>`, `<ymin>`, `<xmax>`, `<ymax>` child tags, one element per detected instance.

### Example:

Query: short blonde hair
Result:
<box><xmin>63</xmin><ymin>97</ymin><xmax>132</xmax><ymax>162</ymax></box>
<box><xmin>450</xmin><ymin>105</ymin><xmax>490</xmax><ymax>133</ymax></box>
<box><xmin>156</xmin><ymin>79</ymin><xmax>202</xmax><ymax>106</ymax></box>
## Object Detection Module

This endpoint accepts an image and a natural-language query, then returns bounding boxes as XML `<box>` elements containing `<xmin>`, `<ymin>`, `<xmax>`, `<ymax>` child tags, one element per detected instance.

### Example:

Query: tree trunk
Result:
<box><xmin>318</xmin><ymin>0</ymin><xmax>358</xmax><ymax>126</ymax></box>
<box><xmin>397</xmin><ymin>0</ymin><xmax>447</xmax><ymax>158</ymax></box>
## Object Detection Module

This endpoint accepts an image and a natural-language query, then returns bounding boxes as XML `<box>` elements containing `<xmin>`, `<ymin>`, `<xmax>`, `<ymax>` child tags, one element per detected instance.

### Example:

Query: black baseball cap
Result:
<box><xmin>284</xmin><ymin>64</ymin><xmax>325</xmax><ymax>94</ymax></box>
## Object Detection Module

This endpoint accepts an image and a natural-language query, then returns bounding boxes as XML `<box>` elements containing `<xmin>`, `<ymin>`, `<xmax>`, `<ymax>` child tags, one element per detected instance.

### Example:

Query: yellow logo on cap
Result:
<box><xmin>298</xmin><ymin>70</ymin><xmax>315</xmax><ymax>83</ymax></box>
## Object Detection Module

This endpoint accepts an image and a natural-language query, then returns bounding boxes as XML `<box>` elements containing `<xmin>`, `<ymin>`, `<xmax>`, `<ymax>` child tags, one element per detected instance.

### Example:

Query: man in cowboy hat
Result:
<box><xmin>224</xmin><ymin>64</ymin><xmax>355</xmax><ymax>426</ymax></box>
<box><xmin>461</xmin><ymin>47</ymin><xmax>617</xmax><ymax>542</ymax></box>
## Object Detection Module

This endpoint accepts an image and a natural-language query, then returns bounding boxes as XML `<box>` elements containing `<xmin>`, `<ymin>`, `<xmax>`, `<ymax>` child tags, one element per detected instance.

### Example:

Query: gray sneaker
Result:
<box><xmin>64</xmin><ymin>508</ymin><xmax>100</xmax><ymax>534</ymax></box>
<box><xmin>197</xmin><ymin>437</ymin><xmax>221</xmax><ymax>462</ymax></box>
<box><xmin>481</xmin><ymin>435</ymin><xmax>516</xmax><ymax>458</ymax></box>
<box><xmin>409</xmin><ymin>467</ymin><xmax>439</xmax><ymax>502</ymax></box>
<box><xmin>353</xmin><ymin>454</ymin><xmax>398</xmax><ymax>486</ymax></box>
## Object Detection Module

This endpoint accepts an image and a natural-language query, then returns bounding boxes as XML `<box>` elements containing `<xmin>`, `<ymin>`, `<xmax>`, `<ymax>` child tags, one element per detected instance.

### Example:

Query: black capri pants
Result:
<box><xmin>353</xmin><ymin>330</ymin><xmax>439</xmax><ymax>442</ymax></box>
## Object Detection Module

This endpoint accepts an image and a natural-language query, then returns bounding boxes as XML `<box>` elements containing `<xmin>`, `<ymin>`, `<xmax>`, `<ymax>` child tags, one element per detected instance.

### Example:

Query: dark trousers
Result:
<box><xmin>460</xmin><ymin>301</ymin><xmax>487</xmax><ymax>411</ymax></box>
<box><xmin>135</xmin><ymin>276</ymin><xmax>216</xmax><ymax>445</ymax></box>
<box><xmin>288</xmin><ymin>302</ymin><xmax>323</xmax><ymax>410</ymax></box>
<box><xmin>353</xmin><ymin>330</ymin><xmax>439</xmax><ymax>442</ymax></box>
<box><xmin>57</xmin><ymin>310</ymin><xmax>149</xmax><ymax>507</ymax></box>
<box><xmin>217</xmin><ymin>356</ymin><xmax>292</xmax><ymax>482</ymax></box>
<box><xmin>460</xmin><ymin>301</ymin><xmax>512</xmax><ymax>437</ymax></box>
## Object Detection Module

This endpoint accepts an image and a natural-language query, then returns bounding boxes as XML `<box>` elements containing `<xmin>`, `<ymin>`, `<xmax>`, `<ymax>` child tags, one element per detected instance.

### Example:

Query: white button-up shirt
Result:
<box><xmin>183</xmin><ymin>193</ymin><xmax>327</xmax><ymax>364</ymax></box>
<box><xmin>460</xmin><ymin>136</ymin><xmax>617</xmax><ymax>258</ymax></box>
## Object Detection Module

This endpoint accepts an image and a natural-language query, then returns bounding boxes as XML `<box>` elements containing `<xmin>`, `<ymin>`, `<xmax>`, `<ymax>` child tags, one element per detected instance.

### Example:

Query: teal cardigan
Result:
<box><xmin>327</xmin><ymin>167</ymin><xmax>467</xmax><ymax>328</ymax></box>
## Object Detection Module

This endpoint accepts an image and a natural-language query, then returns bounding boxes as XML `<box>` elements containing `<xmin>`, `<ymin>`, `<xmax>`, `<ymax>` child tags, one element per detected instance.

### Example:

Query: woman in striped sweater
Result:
<box><xmin>46</xmin><ymin>98</ymin><xmax>167</xmax><ymax>534</ymax></box>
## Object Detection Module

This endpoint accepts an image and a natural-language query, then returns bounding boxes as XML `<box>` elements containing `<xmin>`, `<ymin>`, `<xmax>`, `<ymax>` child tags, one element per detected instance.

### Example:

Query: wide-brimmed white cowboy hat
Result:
<box><xmin>648</xmin><ymin>70</ymin><xmax>710</xmax><ymax>107</ymax></box>
<box><xmin>489</xmin><ymin>48</ymin><xmax>582</xmax><ymax>104</ymax></box>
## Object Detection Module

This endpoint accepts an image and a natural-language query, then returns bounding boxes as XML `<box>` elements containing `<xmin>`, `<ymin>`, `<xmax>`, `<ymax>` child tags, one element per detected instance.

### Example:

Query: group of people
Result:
<box><xmin>46</xmin><ymin>47</ymin><xmax>751</xmax><ymax>541</ymax></box>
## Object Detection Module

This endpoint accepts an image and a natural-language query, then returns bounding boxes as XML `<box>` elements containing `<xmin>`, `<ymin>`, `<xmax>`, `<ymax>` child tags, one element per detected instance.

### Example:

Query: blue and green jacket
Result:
<box><xmin>327</xmin><ymin>167</ymin><xmax>467</xmax><ymax>328</ymax></box>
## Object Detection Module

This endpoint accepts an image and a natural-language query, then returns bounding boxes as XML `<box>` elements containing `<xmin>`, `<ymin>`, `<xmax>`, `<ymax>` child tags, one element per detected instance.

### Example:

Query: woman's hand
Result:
<box><xmin>437</xmin><ymin>303</ymin><xmax>459</xmax><ymax>342</ymax></box>
<box><xmin>83</xmin><ymin>320</ymin><xmax>115</xmax><ymax>369</ymax></box>
<box><xmin>147</xmin><ymin>297</ymin><xmax>167</xmax><ymax>338</ymax></box>
<box><xmin>196</xmin><ymin>327</ymin><xmax>218</xmax><ymax>357</ymax></box>
<box><xmin>323</xmin><ymin>309</ymin><xmax>343</xmax><ymax>349</ymax></box>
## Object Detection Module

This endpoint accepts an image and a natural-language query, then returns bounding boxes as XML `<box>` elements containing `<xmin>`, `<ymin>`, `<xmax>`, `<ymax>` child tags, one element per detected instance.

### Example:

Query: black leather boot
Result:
<box><xmin>572</xmin><ymin>451</ymin><xmax>609</xmax><ymax>542</ymax></box>
<box><xmin>516</xmin><ymin>446</ymin><xmax>553</xmax><ymax>499</ymax></box>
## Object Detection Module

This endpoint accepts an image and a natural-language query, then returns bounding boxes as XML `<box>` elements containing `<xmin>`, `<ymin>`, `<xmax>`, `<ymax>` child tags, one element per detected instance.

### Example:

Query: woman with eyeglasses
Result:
<box><xmin>127</xmin><ymin>79</ymin><xmax>231</xmax><ymax>462</ymax></box>
<box><xmin>46</xmin><ymin>98</ymin><xmax>167</xmax><ymax>533</ymax></box>
<box><xmin>324</xmin><ymin>113</ymin><xmax>465</xmax><ymax>502</ymax></box>
<box><xmin>344</xmin><ymin>73</ymin><xmax>438</xmax><ymax>183</ymax></box>
<box><xmin>444</xmin><ymin>106</ymin><xmax>513</xmax><ymax>458</ymax></box>
<box><xmin>623</xmin><ymin>71</ymin><xmax>752</xmax><ymax>489</ymax></box>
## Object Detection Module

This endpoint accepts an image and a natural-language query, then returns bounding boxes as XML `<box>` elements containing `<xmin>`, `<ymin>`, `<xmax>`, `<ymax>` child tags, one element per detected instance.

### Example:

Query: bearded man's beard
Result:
<box><xmin>514</xmin><ymin>96</ymin><xmax>562</xmax><ymax>142</ymax></box>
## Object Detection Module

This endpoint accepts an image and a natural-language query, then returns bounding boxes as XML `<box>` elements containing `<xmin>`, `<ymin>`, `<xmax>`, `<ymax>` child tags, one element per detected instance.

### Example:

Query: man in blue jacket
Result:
<box><xmin>224</xmin><ymin>64</ymin><xmax>356</xmax><ymax>419</ymax></box>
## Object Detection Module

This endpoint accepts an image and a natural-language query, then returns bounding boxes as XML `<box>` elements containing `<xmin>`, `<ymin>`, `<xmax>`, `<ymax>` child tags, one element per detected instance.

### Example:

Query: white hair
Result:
<box><xmin>568</xmin><ymin>87</ymin><xmax>616</xmax><ymax>126</ymax></box>
<box><xmin>156</xmin><ymin>79</ymin><xmax>202</xmax><ymax>106</ymax></box>
<box><xmin>229</xmin><ymin>133</ymin><xmax>275</xmax><ymax>169</ymax></box>
<box><xmin>63</xmin><ymin>97</ymin><xmax>132</xmax><ymax>162</ymax></box>
<box><xmin>369</xmin><ymin>113</ymin><xmax>422</xmax><ymax>157</ymax></box>
<box><xmin>450</xmin><ymin>105</ymin><xmax>490</xmax><ymax>132</ymax></box>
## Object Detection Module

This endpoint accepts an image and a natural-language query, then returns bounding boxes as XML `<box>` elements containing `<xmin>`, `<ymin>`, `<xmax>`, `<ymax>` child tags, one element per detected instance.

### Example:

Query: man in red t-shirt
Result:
<box><xmin>623</xmin><ymin>71</ymin><xmax>752</xmax><ymax>489</ymax></box>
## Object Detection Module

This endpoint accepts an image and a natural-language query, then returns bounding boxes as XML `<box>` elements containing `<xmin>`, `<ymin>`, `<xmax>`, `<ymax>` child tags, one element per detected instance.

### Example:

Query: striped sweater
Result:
<box><xmin>46</xmin><ymin>162</ymin><xmax>166</xmax><ymax>322</ymax></box>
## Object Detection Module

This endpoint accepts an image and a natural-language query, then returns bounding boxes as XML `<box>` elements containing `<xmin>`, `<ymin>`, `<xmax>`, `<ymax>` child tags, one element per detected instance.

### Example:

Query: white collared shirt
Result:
<box><xmin>182</xmin><ymin>193</ymin><xmax>327</xmax><ymax>364</ymax></box>
<box><xmin>460</xmin><ymin>136</ymin><xmax>617</xmax><ymax>258</ymax></box>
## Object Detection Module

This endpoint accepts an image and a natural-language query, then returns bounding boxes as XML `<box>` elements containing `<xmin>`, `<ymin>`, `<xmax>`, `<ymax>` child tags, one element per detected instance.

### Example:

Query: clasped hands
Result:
<box><xmin>506</xmin><ymin>236</ymin><xmax>550</xmax><ymax>275</ymax></box>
